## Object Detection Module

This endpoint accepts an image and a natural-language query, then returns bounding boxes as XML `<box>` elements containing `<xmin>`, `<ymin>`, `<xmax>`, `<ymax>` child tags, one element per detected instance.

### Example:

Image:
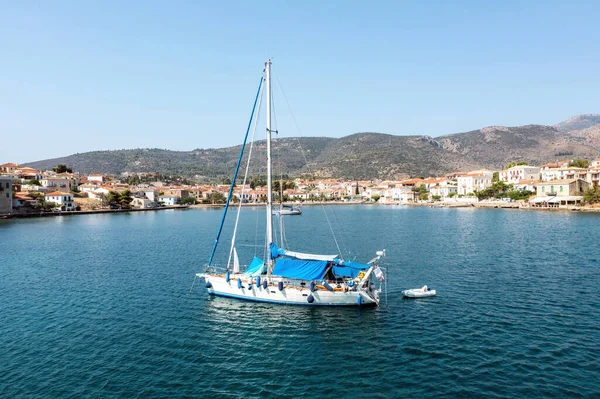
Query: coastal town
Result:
<box><xmin>2</xmin><ymin>158</ymin><xmax>600</xmax><ymax>217</ymax></box>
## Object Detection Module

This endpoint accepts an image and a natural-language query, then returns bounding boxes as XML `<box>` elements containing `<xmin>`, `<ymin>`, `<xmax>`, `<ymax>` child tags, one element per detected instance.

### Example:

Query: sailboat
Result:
<box><xmin>196</xmin><ymin>60</ymin><xmax>385</xmax><ymax>306</ymax></box>
<box><xmin>273</xmin><ymin>204</ymin><xmax>302</xmax><ymax>216</ymax></box>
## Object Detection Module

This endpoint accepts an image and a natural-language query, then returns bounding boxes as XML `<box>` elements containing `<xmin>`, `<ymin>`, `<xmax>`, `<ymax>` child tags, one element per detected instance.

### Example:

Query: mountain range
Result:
<box><xmin>25</xmin><ymin>114</ymin><xmax>600</xmax><ymax>180</ymax></box>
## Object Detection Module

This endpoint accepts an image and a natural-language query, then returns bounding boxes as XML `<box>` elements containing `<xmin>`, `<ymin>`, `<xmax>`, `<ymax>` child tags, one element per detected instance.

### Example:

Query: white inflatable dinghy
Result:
<box><xmin>402</xmin><ymin>285</ymin><xmax>436</xmax><ymax>298</ymax></box>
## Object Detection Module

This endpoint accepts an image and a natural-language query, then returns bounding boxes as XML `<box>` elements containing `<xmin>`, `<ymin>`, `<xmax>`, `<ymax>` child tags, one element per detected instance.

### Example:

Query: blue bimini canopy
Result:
<box><xmin>332</xmin><ymin>261</ymin><xmax>370</xmax><ymax>279</ymax></box>
<box><xmin>272</xmin><ymin>259</ymin><xmax>328</xmax><ymax>280</ymax></box>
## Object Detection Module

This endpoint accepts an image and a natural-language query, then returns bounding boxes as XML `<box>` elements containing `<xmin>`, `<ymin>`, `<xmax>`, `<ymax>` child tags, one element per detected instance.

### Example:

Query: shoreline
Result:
<box><xmin>0</xmin><ymin>205</ymin><xmax>190</xmax><ymax>219</ymax></box>
<box><xmin>4</xmin><ymin>201</ymin><xmax>600</xmax><ymax>219</ymax></box>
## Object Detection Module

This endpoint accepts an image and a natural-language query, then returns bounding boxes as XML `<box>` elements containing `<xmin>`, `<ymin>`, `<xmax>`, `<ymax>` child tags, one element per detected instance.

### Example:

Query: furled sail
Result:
<box><xmin>233</xmin><ymin>247</ymin><xmax>240</xmax><ymax>273</ymax></box>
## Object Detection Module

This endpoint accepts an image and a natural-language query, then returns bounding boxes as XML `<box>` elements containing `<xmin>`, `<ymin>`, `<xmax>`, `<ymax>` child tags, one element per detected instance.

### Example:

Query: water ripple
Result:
<box><xmin>1</xmin><ymin>208</ymin><xmax>599</xmax><ymax>397</ymax></box>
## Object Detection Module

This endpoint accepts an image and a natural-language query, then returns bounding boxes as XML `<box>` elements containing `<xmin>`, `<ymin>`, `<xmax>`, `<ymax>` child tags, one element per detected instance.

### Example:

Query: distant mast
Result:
<box><xmin>265</xmin><ymin>59</ymin><xmax>273</xmax><ymax>255</ymax></box>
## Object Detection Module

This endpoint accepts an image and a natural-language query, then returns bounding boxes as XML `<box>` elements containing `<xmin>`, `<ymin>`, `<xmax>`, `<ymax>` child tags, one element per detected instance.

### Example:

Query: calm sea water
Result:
<box><xmin>1</xmin><ymin>206</ymin><xmax>599</xmax><ymax>398</ymax></box>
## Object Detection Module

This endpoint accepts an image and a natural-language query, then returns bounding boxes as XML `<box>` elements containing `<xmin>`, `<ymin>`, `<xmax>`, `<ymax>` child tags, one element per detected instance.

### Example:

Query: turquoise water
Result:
<box><xmin>1</xmin><ymin>206</ymin><xmax>599</xmax><ymax>398</ymax></box>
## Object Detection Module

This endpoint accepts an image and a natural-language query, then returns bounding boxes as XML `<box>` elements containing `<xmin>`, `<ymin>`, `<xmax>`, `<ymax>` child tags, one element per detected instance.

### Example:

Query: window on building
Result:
<box><xmin>560</xmin><ymin>186</ymin><xmax>563</xmax><ymax>192</ymax></box>
<box><xmin>542</xmin><ymin>187</ymin><xmax>545</xmax><ymax>192</ymax></box>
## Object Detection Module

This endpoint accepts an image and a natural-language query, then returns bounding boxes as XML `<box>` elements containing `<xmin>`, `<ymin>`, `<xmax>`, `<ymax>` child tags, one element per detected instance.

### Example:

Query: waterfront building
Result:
<box><xmin>159</xmin><ymin>196</ymin><xmax>179</xmax><ymax>206</ymax></box>
<box><xmin>131</xmin><ymin>197</ymin><xmax>154</xmax><ymax>209</ymax></box>
<box><xmin>457</xmin><ymin>171</ymin><xmax>494</xmax><ymax>196</ymax></box>
<box><xmin>45</xmin><ymin>191</ymin><xmax>75</xmax><ymax>211</ymax></box>
<box><xmin>513</xmin><ymin>179</ymin><xmax>538</xmax><ymax>192</ymax></box>
<box><xmin>390</xmin><ymin>186</ymin><xmax>416</xmax><ymax>203</ymax></box>
<box><xmin>587</xmin><ymin>164</ymin><xmax>600</xmax><ymax>188</ymax></box>
<box><xmin>429</xmin><ymin>183</ymin><xmax>458</xmax><ymax>200</ymax></box>
<box><xmin>540</xmin><ymin>167</ymin><xmax>587</xmax><ymax>182</ymax></box>
<box><xmin>499</xmin><ymin>166</ymin><xmax>540</xmax><ymax>184</ymax></box>
<box><xmin>13</xmin><ymin>193</ymin><xmax>38</xmax><ymax>209</ymax></box>
<box><xmin>531</xmin><ymin>179</ymin><xmax>588</xmax><ymax>207</ymax></box>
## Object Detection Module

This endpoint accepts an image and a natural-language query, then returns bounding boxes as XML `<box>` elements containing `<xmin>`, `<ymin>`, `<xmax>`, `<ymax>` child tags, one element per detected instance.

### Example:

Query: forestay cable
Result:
<box><xmin>207</xmin><ymin>76</ymin><xmax>264</xmax><ymax>267</ymax></box>
<box><xmin>227</xmin><ymin>79</ymin><xmax>265</xmax><ymax>270</ymax></box>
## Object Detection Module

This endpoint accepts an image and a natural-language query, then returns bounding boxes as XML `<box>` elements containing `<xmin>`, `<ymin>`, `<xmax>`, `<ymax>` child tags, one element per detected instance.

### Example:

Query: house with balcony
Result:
<box><xmin>389</xmin><ymin>186</ymin><xmax>416</xmax><ymax>203</ymax></box>
<box><xmin>530</xmin><ymin>179</ymin><xmax>588</xmax><ymax>207</ymax></box>
<box><xmin>540</xmin><ymin>167</ymin><xmax>587</xmax><ymax>182</ymax></box>
<box><xmin>45</xmin><ymin>191</ymin><xmax>75</xmax><ymax>211</ymax></box>
<box><xmin>587</xmin><ymin>165</ymin><xmax>600</xmax><ymax>188</ymax></box>
<box><xmin>457</xmin><ymin>171</ymin><xmax>494</xmax><ymax>196</ymax></box>
<box><xmin>499</xmin><ymin>166</ymin><xmax>540</xmax><ymax>184</ymax></box>
<box><xmin>40</xmin><ymin>176</ymin><xmax>72</xmax><ymax>193</ymax></box>
<box><xmin>429</xmin><ymin>183</ymin><xmax>458</xmax><ymax>200</ymax></box>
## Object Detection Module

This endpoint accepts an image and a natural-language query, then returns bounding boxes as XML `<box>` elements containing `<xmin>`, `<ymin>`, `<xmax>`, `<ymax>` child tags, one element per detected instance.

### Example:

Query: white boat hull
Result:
<box><xmin>199</xmin><ymin>274</ymin><xmax>379</xmax><ymax>306</ymax></box>
<box><xmin>402</xmin><ymin>288</ymin><xmax>436</xmax><ymax>298</ymax></box>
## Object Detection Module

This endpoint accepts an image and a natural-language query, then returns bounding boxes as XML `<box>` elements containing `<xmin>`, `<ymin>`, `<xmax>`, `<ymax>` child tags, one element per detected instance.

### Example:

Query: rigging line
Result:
<box><xmin>276</xmin><ymin>75</ymin><xmax>345</xmax><ymax>257</ymax></box>
<box><xmin>270</xmin><ymin>74</ymin><xmax>286</xmax><ymax>247</ymax></box>
<box><xmin>321</xmin><ymin>203</ymin><xmax>343</xmax><ymax>258</ymax></box>
<box><xmin>227</xmin><ymin>78</ymin><xmax>266</xmax><ymax>269</ymax></box>
<box><xmin>208</xmin><ymin>75</ymin><xmax>264</xmax><ymax>266</ymax></box>
<box><xmin>275</xmin><ymin>75</ymin><xmax>312</xmax><ymax>169</ymax></box>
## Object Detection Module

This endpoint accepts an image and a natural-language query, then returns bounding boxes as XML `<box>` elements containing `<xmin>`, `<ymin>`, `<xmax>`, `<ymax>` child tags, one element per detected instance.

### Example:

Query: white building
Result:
<box><xmin>540</xmin><ymin>167</ymin><xmax>587</xmax><ymax>182</ymax></box>
<box><xmin>40</xmin><ymin>177</ymin><xmax>72</xmax><ymax>193</ymax></box>
<box><xmin>45</xmin><ymin>191</ymin><xmax>75</xmax><ymax>211</ymax></box>
<box><xmin>87</xmin><ymin>174</ymin><xmax>105</xmax><ymax>183</ymax></box>
<box><xmin>499</xmin><ymin>166</ymin><xmax>540</xmax><ymax>184</ymax></box>
<box><xmin>389</xmin><ymin>187</ymin><xmax>415</xmax><ymax>203</ymax></box>
<box><xmin>159</xmin><ymin>196</ymin><xmax>179</xmax><ymax>206</ymax></box>
<box><xmin>131</xmin><ymin>197</ymin><xmax>153</xmax><ymax>209</ymax></box>
<box><xmin>430</xmin><ymin>184</ymin><xmax>458</xmax><ymax>200</ymax></box>
<box><xmin>457</xmin><ymin>171</ymin><xmax>494</xmax><ymax>196</ymax></box>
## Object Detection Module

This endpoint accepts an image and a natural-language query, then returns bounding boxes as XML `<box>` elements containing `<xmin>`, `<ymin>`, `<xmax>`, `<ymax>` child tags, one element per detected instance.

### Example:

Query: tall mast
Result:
<box><xmin>265</xmin><ymin>59</ymin><xmax>273</xmax><ymax>249</ymax></box>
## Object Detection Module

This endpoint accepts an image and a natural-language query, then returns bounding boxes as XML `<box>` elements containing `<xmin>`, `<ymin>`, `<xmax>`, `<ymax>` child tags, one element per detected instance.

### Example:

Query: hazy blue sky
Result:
<box><xmin>1</xmin><ymin>1</ymin><xmax>599</xmax><ymax>163</ymax></box>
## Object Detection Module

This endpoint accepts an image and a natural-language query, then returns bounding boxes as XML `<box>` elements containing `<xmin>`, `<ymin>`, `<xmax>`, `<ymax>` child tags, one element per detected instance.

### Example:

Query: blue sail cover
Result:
<box><xmin>272</xmin><ymin>259</ymin><xmax>328</xmax><ymax>280</ymax></box>
<box><xmin>245</xmin><ymin>257</ymin><xmax>265</xmax><ymax>276</ymax></box>
<box><xmin>270</xmin><ymin>242</ymin><xmax>284</xmax><ymax>259</ymax></box>
<box><xmin>332</xmin><ymin>261</ymin><xmax>370</xmax><ymax>278</ymax></box>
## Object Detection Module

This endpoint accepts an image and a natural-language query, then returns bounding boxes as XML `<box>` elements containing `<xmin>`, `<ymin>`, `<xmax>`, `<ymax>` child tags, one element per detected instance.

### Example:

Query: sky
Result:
<box><xmin>1</xmin><ymin>0</ymin><xmax>600</xmax><ymax>163</ymax></box>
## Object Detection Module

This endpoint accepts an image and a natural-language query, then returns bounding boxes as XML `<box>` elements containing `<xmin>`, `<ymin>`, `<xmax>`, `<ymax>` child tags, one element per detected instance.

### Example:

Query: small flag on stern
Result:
<box><xmin>373</xmin><ymin>266</ymin><xmax>385</xmax><ymax>281</ymax></box>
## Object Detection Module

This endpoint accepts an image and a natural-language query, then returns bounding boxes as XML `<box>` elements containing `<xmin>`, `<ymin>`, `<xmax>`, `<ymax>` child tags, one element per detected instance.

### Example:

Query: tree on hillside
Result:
<box><xmin>568</xmin><ymin>159</ymin><xmax>590</xmax><ymax>168</ymax></box>
<box><xmin>52</xmin><ymin>164</ymin><xmax>73</xmax><ymax>173</ymax></box>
